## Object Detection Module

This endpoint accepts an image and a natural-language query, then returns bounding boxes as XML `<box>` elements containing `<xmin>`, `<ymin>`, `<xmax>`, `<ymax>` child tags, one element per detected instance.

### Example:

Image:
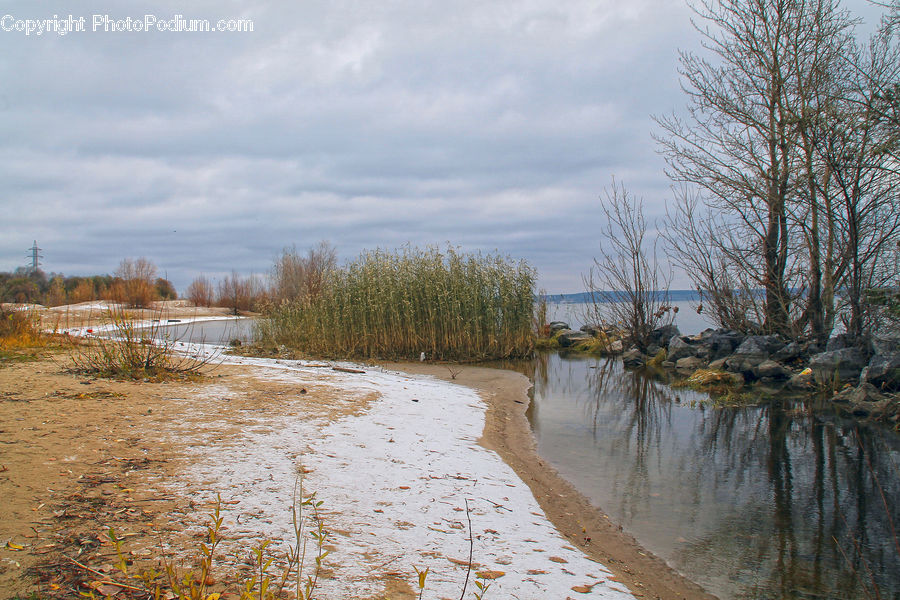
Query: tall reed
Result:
<box><xmin>258</xmin><ymin>246</ymin><xmax>536</xmax><ymax>361</ymax></box>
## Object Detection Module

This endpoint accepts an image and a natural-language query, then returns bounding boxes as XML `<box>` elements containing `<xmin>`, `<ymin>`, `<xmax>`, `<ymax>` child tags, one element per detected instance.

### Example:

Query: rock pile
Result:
<box><xmin>544</xmin><ymin>321</ymin><xmax>900</xmax><ymax>425</ymax></box>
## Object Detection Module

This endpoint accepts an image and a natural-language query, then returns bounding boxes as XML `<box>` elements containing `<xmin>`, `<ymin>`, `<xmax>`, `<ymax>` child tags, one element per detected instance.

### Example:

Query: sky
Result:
<box><xmin>0</xmin><ymin>0</ymin><xmax>890</xmax><ymax>293</ymax></box>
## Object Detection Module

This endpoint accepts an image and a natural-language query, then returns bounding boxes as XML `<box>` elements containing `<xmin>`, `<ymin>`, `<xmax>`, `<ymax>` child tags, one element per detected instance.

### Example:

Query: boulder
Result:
<box><xmin>676</xmin><ymin>356</ymin><xmax>707</xmax><ymax>371</ymax></box>
<box><xmin>861</xmin><ymin>352</ymin><xmax>900</xmax><ymax>391</ymax></box>
<box><xmin>809</xmin><ymin>348</ymin><xmax>868</xmax><ymax>385</ymax></box>
<box><xmin>872</xmin><ymin>334</ymin><xmax>900</xmax><ymax>355</ymax></box>
<box><xmin>826</xmin><ymin>333</ymin><xmax>860</xmax><ymax>352</ymax></box>
<box><xmin>646</xmin><ymin>343</ymin><xmax>662</xmax><ymax>356</ymax></box>
<box><xmin>772</xmin><ymin>341</ymin><xmax>803</xmax><ymax>363</ymax></box>
<box><xmin>725</xmin><ymin>371</ymin><xmax>746</xmax><ymax>386</ymax></box>
<box><xmin>754</xmin><ymin>360</ymin><xmax>791</xmax><ymax>380</ymax></box>
<box><xmin>622</xmin><ymin>348</ymin><xmax>647</xmax><ymax>368</ymax></box>
<box><xmin>667</xmin><ymin>336</ymin><xmax>697</xmax><ymax>362</ymax></box>
<box><xmin>725</xmin><ymin>335</ymin><xmax>780</xmax><ymax>376</ymax></box>
<box><xmin>709</xmin><ymin>357</ymin><xmax>728</xmax><ymax>371</ymax></box>
<box><xmin>703</xmin><ymin>332</ymin><xmax>743</xmax><ymax>361</ymax></box>
<box><xmin>557</xmin><ymin>329</ymin><xmax>593</xmax><ymax>348</ymax></box>
<box><xmin>787</xmin><ymin>369</ymin><xmax>815</xmax><ymax>391</ymax></box>
<box><xmin>580</xmin><ymin>324</ymin><xmax>601</xmax><ymax>336</ymax></box>
<box><xmin>649</xmin><ymin>324</ymin><xmax>680</xmax><ymax>347</ymax></box>
<box><xmin>833</xmin><ymin>383</ymin><xmax>890</xmax><ymax>418</ymax></box>
<box><xmin>608</xmin><ymin>339</ymin><xmax>624</xmax><ymax>354</ymax></box>
<box><xmin>548</xmin><ymin>321</ymin><xmax>570</xmax><ymax>334</ymax></box>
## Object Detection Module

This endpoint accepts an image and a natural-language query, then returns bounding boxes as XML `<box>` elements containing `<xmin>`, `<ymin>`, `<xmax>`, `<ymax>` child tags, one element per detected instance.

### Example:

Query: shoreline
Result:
<box><xmin>387</xmin><ymin>361</ymin><xmax>716</xmax><ymax>600</ymax></box>
<box><xmin>2</xmin><ymin>339</ymin><xmax>709</xmax><ymax>599</ymax></box>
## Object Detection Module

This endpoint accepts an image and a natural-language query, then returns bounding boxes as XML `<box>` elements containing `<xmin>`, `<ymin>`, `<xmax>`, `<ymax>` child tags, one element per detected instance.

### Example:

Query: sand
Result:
<box><xmin>0</xmin><ymin>342</ymin><xmax>711</xmax><ymax>599</ymax></box>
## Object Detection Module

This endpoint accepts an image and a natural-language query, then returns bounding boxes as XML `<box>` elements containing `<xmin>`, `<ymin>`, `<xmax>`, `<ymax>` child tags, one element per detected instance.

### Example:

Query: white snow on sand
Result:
<box><xmin>166</xmin><ymin>349</ymin><xmax>634</xmax><ymax>599</ymax></box>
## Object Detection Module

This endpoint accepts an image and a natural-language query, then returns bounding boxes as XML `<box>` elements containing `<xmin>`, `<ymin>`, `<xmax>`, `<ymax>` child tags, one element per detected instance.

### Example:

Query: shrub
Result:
<box><xmin>187</xmin><ymin>274</ymin><xmax>215</xmax><ymax>307</ymax></box>
<box><xmin>108</xmin><ymin>258</ymin><xmax>159</xmax><ymax>308</ymax></box>
<box><xmin>0</xmin><ymin>306</ymin><xmax>44</xmax><ymax>350</ymax></box>
<box><xmin>258</xmin><ymin>245</ymin><xmax>536</xmax><ymax>361</ymax></box>
<box><xmin>71</xmin><ymin>306</ymin><xmax>212</xmax><ymax>380</ymax></box>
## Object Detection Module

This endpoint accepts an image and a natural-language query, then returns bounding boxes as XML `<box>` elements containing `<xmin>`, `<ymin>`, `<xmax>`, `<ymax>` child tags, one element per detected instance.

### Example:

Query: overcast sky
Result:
<box><xmin>0</xmin><ymin>0</ymin><xmax>888</xmax><ymax>292</ymax></box>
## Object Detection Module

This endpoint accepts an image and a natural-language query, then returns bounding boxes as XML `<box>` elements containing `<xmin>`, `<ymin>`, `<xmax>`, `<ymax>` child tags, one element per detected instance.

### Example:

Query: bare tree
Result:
<box><xmin>216</xmin><ymin>271</ymin><xmax>264</xmax><ymax>315</ymax></box>
<box><xmin>584</xmin><ymin>179</ymin><xmax>672</xmax><ymax>351</ymax></box>
<box><xmin>272</xmin><ymin>241</ymin><xmax>337</xmax><ymax>303</ymax></box>
<box><xmin>656</xmin><ymin>0</ymin><xmax>898</xmax><ymax>341</ymax></box>
<box><xmin>186</xmin><ymin>274</ymin><xmax>214</xmax><ymax>307</ymax></box>
<box><xmin>112</xmin><ymin>257</ymin><xmax>158</xmax><ymax>307</ymax></box>
<box><xmin>810</xmin><ymin>29</ymin><xmax>900</xmax><ymax>339</ymax></box>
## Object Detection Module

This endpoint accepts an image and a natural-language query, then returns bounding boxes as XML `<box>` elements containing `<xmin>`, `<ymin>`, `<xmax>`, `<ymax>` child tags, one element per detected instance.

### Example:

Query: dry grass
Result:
<box><xmin>647</xmin><ymin>348</ymin><xmax>668</xmax><ymax>367</ymax></box>
<box><xmin>258</xmin><ymin>246</ymin><xmax>536</xmax><ymax>361</ymax></box>
<box><xmin>572</xmin><ymin>330</ymin><xmax>622</xmax><ymax>355</ymax></box>
<box><xmin>0</xmin><ymin>306</ymin><xmax>57</xmax><ymax>364</ymax></box>
<box><xmin>0</xmin><ymin>307</ymin><xmax>44</xmax><ymax>349</ymax></box>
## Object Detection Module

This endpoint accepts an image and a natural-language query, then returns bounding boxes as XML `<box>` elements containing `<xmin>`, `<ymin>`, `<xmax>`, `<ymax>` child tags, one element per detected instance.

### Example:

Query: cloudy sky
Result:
<box><xmin>0</xmin><ymin>0</ymin><xmax>887</xmax><ymax>292</ymax></box>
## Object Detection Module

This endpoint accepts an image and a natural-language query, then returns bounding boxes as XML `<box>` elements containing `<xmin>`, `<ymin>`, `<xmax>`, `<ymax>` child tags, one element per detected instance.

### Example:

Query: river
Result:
<box><xmin>512</xmin><ymin>350</ymin><xmax>900</xmax><ymax>600</ymax></box>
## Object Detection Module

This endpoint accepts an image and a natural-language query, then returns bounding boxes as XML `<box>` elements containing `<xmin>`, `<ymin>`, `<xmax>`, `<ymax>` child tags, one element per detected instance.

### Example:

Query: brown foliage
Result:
<box><xmin>186</xmin><ymin>274</ymin><xmax>215</xmax><ymax>307</ymax></box>
<box><xmin>111</xmin><ymin>258</ymin><xmax>158</xmax><ymax>308</ymax></box>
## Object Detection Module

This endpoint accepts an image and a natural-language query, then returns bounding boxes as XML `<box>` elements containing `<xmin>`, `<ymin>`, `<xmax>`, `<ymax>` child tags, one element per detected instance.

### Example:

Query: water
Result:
<box><xmin>547</xmin><ymin>299</ymin><xmax>718</xmax><ymax>335</ymax></box>
<box><xmin>153</xmin><ymin>318</ymin><xmax>254</xmax><ymax>344</ymax></box>
<box><xmin>517</xmin><ymin>352</ymin><xmax>900</xmax><ymax>599</ymax></box>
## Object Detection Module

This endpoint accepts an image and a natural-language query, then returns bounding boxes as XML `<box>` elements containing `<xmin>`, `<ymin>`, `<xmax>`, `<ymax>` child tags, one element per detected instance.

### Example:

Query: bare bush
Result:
<box><xmin>186</xmin><ymin>274</ymin><xmax>215</xmax><ymax>307</ymax></box>
<box><xmin>272</xmin><ymin>241</ymin><xmax>337</xmax><ymax>303</ymax></box>
<box><xmin>110</xmin><ymin>257</ymin><xmax>158</xmax><ymax>308</ymax></box>
<box><xmin>217</xmin><ymin>271</ymin><xmax>264</xmax><ymax>315</ymax></box>
<box><xmin>584</xmin><ymin>179</ymin><xmax>672</xmax><ymax>351</ymax></box>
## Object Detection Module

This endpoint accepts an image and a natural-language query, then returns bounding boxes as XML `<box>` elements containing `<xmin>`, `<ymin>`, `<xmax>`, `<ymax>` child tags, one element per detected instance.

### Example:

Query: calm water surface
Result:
<box><xmin>510</xmin><ymin>352</ymin><xmax>900</xmax><ymax>600</ymax></box>
<box><xmin>153</xmin><ymin>318</ymin><xmax>254</xmax><ymax>344</ymax></box>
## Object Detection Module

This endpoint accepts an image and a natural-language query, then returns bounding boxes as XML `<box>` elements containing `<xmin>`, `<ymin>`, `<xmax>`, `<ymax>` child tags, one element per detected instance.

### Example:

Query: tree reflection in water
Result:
<box><xmin>515</xmin><ymin>351</ymin><xmax>900</xmax><ymax>600</ymax></box>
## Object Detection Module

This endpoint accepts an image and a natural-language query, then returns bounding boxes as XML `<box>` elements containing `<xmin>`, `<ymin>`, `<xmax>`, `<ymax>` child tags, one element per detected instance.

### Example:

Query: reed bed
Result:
<box><xmin>258</xmin><ymin>246</ymin><xmax>536</xmax><ymax>361</ymax></box>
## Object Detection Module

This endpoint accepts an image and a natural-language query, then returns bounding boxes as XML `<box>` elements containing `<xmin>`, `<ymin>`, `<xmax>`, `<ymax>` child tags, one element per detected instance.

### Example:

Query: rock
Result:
<box><xmin>802</xmin><ymin>341</ymin><xmax>824</xmax><ymax>356</ymax></box>
<box><xmin>826</xmin><ymin>333</ymin><xmax>860</xmax><ymax>352</ymax></box>
<box><xmin>849</xmin><ymin>382</ymin><xmax>886</xmax><ymax>403</ymax></box>
<box><xmin>709</xmin><ymin>358</ymin><xmax>728</xmax><ymax>371</ymax></box>
<box><xmin>726</xmin><ymin>335</ymin><xmax>783</xmax><ymax>377</ymax></box>
<box><xmin>676</xmin><ymin>356</ymin><xmax>707</xmax><ymax>371</ymax></box>
<box><xmin>703</xmin><ymin>332</ymin><xmax>743</xmax><ymax>361</ymax></box>
<box><xmin>872</xmin><ymin>334</ymin><xmax>900</xmax><ymax>355</ymax></box>
<box><xmin>833</xmin><ymin>383</ymin><xmax>891</xmax><ymax>418</ymax></box>
<box><xmin>608</xmin><ymin>339</ymin><xmax>624</xmax><ymax>354</ymax></box>
<box><xmin>754</xmin><ymin>360</ymin><xmax>791</xmax><ymax>380</ymax></box>
<box><xmin>548</xmin><ymin>321</ymin><xmax>570</xmax><ymax>334</ymax></box>
<box><xmin>649</xmin><ymin>324</ymin><xmax>680</xmax><ymax>347</ymax></box>
<box><xmin>580</xmin><ymin>324</ymin><xmax>601</xmax><ymax>336</ymax></box>
<box><xmin>787</xmin><ymin>369</ymin><xmax>815</xmax><ymax>391</ymax></box>
<box><xmin>667</xmin><ymin>336</ymin><xmax>697</xmax><ymax>362</ymax></box>
<box><xmin>647</xmin><ymin>344</ymin><xmax>662</xmax><ymax>356</ymax></box>
<box><xmin>622</xmin><ymin>348</ymin><xmax>647</xmax><ymax>368</ymax></box>
<box><xmin>809</xmin><ymin>348</ymin><xmax>868</xmax><ymax>386</ymax></box>
<box><xmin>661</xmin><ymin>360</ymin><xmax>676</xmax><ymax>369</ymax></box>
<box><xmin>772</xmin><ymin>341</ymin><xmax>802</xmax><ymax>363</ymax></box>
<box><xmin>862</xmin><ymin>352</ymin><xmax>900</xmax><ymax>391</ymax></box>
<box><xmin>557</xmin><ymin>329</ymin><xmax>593</xmax><ymax>348</ymax></box>
<box><xmin>725</xmin><ymin>372</ymin><xmax>746</xmax><ymax>386</ymax></box>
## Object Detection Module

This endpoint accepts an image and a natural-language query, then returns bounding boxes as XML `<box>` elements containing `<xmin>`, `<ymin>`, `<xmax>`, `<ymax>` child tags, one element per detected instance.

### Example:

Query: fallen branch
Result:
<box><xmin>64</xmin><ymin>556</ymin><xmax>145</xmax><ymax>592</ymax></box>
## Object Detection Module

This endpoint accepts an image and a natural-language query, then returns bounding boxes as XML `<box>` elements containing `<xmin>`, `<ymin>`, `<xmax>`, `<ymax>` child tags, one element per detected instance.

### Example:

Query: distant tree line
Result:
<box><xmin>0</xmin><ymin>257</ymin><xmax>176</xmax><ymax>308</ymax></box>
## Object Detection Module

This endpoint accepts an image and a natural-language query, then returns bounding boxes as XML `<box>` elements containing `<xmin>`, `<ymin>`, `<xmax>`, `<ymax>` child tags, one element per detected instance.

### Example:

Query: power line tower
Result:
<box><xmin>26</xmin><ymin>240</ymin><xmax>43</xmax><ymax>273</ymax></box>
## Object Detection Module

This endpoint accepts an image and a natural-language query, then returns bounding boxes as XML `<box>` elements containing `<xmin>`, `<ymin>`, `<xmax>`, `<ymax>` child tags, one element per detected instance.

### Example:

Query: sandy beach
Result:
<box><xmin>0</xmin><ymin>335</ymin><xmax>711</xmax><ymax>599</ymax></box>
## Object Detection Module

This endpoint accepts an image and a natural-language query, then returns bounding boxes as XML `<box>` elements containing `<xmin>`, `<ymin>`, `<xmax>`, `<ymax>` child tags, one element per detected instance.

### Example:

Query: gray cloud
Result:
<box><xmin>1</xmin><ymin>0</ymin><xmax>885</xmax><ymax>292</ymax></box>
